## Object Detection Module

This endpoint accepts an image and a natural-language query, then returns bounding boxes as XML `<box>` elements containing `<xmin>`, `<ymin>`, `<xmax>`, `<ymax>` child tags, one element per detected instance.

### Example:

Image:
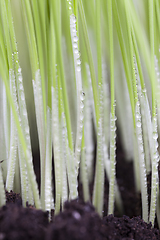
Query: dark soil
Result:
<box><xmin>0</xmin><ymin>140</ymin><xmax>159</xmax><ymax>240</ymax></box>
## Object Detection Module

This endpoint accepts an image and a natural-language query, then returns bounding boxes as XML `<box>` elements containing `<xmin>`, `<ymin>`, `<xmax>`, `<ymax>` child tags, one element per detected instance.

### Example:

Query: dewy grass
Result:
<box><xmin>0</xmin><ymin>0</ymin><xmax>160</xmax><ymax>227</ymax></box>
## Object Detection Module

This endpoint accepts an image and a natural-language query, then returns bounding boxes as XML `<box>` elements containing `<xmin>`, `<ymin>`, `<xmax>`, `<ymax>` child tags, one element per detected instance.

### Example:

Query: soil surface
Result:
<box><xmin>0</xmin><ymin>139</ymin><xmax>159</xmax><ymax>239</ymax></box>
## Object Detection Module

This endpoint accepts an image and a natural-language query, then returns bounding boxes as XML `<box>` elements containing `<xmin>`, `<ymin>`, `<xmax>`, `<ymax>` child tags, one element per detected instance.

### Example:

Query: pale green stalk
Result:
<box><xmin>107</xmin><ymin>0</ymin><xmax>116</xmax><ymax>215</ymax></box>
<box><xmin>32</xmin><ymin>70</ymin><xmax>46</xmax><ymax>209</ymax></box>
<box><xmin>44</xmin><ymin>107</ymin><xmax>53</xmax><ymax>214</ymax></box>
<box><xmin>104</xmin><ymin>159</ymin><xmax>123</xmax><ymax>215</ymax></box>
<box><xmin>30</xmin><ymin>0</ymin><xmax>47</xmax><ymax>121</ymax></box>
<box><xmin>149</xmin><ymin>0</ymin><xmax>159</xmax><ymax>226</ymax></box>
<box><xmin>21</xmin><ymin>0</ymin><xmax>39</xmax><ymax>74</ymax></box>
<box><xmin>80</xmin><ymin>130</ymin><xmax>90</xmax><ymax>202</ymax></box>
<box><xmin>68</xmin><ymin>8</ymin><xmax>84</xmax><ymax>176</ymax></box>
<box><xmin>6</xmin><ymin>71</ymin><xmax>18</xmax><ymax>191</ymax></box>
<box><xmin>52</xmin><ymin>86</ymin><xmax>62</xmax><ymax>214</ymax></box>
<box><xmin>60</xmin><ymin>110</ymin><xmax>69</xmax><ymax>207</ymax></box>
<box><xmin>102</xmin><ymin>63</ymin><xmax>110</xmax><ymax>149</ymax></box>
<box><xmin>83</xmin><ymin>83</ymin><xmax>94</xmax><ymax>182</ymax></box>
<box><xmin>93</xmin><ymin>115</ymin><xmax>104</xmax><ymax>216</ymax></box>
<box><xmin>0</xmin><ymin>81</ymin><xmax>9</xmax><ymax>180</ymax></box>
<box><xmin>156</xmin><ymin>187</ymin><xmax>160</xmax><ymax>228</ymax></box>
<box><xmin>79</xmin><ymin>0</ymin><xmax>100</xmax><ymax>125</ymax></box>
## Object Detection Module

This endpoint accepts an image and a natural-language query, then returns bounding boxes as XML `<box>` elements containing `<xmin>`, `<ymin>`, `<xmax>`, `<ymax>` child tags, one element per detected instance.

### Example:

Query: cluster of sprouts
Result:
<box><xmin>0</xmin><ymin>0</ymin><xmax>160</xmax><ymax>228</ymax></box>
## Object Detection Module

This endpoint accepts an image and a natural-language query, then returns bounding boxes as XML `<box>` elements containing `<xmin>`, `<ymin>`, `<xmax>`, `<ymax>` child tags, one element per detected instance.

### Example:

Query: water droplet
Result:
<box><xmin>21</xmin><ymin>93</ymin><xmax>25</xmax><ymax>101</ymax></box>
<box><xmin>74</xmin><ymin>49</ymin><xmax>78</xmax><ymax>54</ymax></box>
<box><xmin>136</xmin><ymin>122</ymin><xmax>141</xmax><ymax>128</ymax></box>
<box><xmin>80</xmin><ymin>115</ymin><xmax>84</xmax><ymax>121</ymax></box>
<box><xmin>80</xmin><ymin>101</ymin><xmax>84</xmax><ymax>109</ymax></box>
<box><xmin>73</xmin><ymin>43</ymin><xmax>78</xmax><ymax>49</ymax></box>
<box><xmin>77</xmin><ymin>66</ymin><xmax>81</xmax><ymax>72</ymax></box>
<box><xmin>19</xmin><ymin>83</ymin><xmax>23</xmax><ymax>90</ymax></box>
<box><xmin>80</xmin><ymin>91</ymin><xmax>85</xmax><ymax>100</ymax></box>
<box><xmin>153</xmin><ymin>133</ymin><xmax>158</xmax><ymax>140</ymax></box>
<box><xmin>74</xmin><ymin>36</ymin><xmax>78</xmax><ymax>42</ymax></box>
<box><xmin>77</xmin><ymin>59</ymin><xmax>81</xmax><ymax>65</ymax></box>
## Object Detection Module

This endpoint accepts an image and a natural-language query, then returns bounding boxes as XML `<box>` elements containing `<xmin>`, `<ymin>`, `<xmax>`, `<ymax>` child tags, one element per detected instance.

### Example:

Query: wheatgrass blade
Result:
<box><xmin>30</xmin><ymin>0</ymin><xmax>47</xmax><ymax>121</ymax></box>
<box><xmin>32</xmin><ymin>70</ymin><xmax>46</xmax><ymax>209</ymax></box>
<box><xmin>0</xmin><ymin>80</ymin><xmax>9</xmax><ymax>180</ymax></box>
<box><xmin>79</xmin><ymin>0</ymin><xmax>100</xmax><ymax>126</ymax></box>
<box><xmin>21</xmin><ymin>0</ymin><xmax>39</xmax><ymax>74</ymax></box>
<box><xmin>150</xmin><ymin>114</ymin><xmax>159</xmax><ymax>225</ymax></box>
<box><xmin>83</xmin><ymin>85</ymin><xmax>94</xmax><ymax>182</ymax></box>
<box><xmin>80</xmin><ymin>130</ymin><xmax>90</xmax><ymax>202</ymax></box>
<box><xmin>156</xmin><ymin>187</ymin><xmax>160</xmax><ymax>228</ymax></box>
<box><xmin>107</xmin><ymin>0</ymin><xmax>116</xmax><ymax>215</ymax></box>
<box><xmin>69</xmin><ymin>12</ymin><xmax>85</xmax><ymax>176</ymax></box>
<box><xmin>135</xmin><ymin>100</ymin><xmax>148</xmax><ymax>222</ymax></box>
<box><xmin>59</xmin><ymin>93</ymin><xmax>68</xmax><ymax>208</ymax></box>
<box><xmin>60</xmin><ymin>112</ymin><xmax>69</xmax><ymax>207</ymax></box>
<box><xmin>93</xmin><ymin>117</ymin><xmax>104</xmax><ymax>216</ymax></box>
<box><xmin>104</xmin><ymin>159</ymin><xmax>123</xmax><ymax>215</ymax></box>
<box><xmin>149</xmin><ymin>0</ymin><xmax>159</xmax><ymax>226</ymax></box>
<box><xmin>10</xmin><ymin>68</ymin><xmax>29</xmax><ymax>206</ymax></box>
<box><xmin>52</xmin><ymin>86</ymin><xmax>62</xmax><ymax>214</ymax></box>
<box><xmin>5</xmin><ymin>71</ymin><xmax>18</xmax><ymax>191</ymax></box>
<box><xmin>44</xmin><ymin>107</ymin><xmax>53</xmax><ymax>215</ymax></box>
<box><xmin>0</xmin><ymin>0</ymin><xmax>13</xmax><ymax>69</ymax></box>
<box><xmin>155</xmin><ymin>57</ymin><xmax>160</xmax><ymax>137</ymax></box>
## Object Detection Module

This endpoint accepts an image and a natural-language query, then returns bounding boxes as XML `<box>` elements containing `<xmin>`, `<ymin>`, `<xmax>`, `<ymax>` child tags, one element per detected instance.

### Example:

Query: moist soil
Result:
<box><xmin>0</xmin><ymin>139</ymin><xmax>160</xmax><ymax>240</ymax></box>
